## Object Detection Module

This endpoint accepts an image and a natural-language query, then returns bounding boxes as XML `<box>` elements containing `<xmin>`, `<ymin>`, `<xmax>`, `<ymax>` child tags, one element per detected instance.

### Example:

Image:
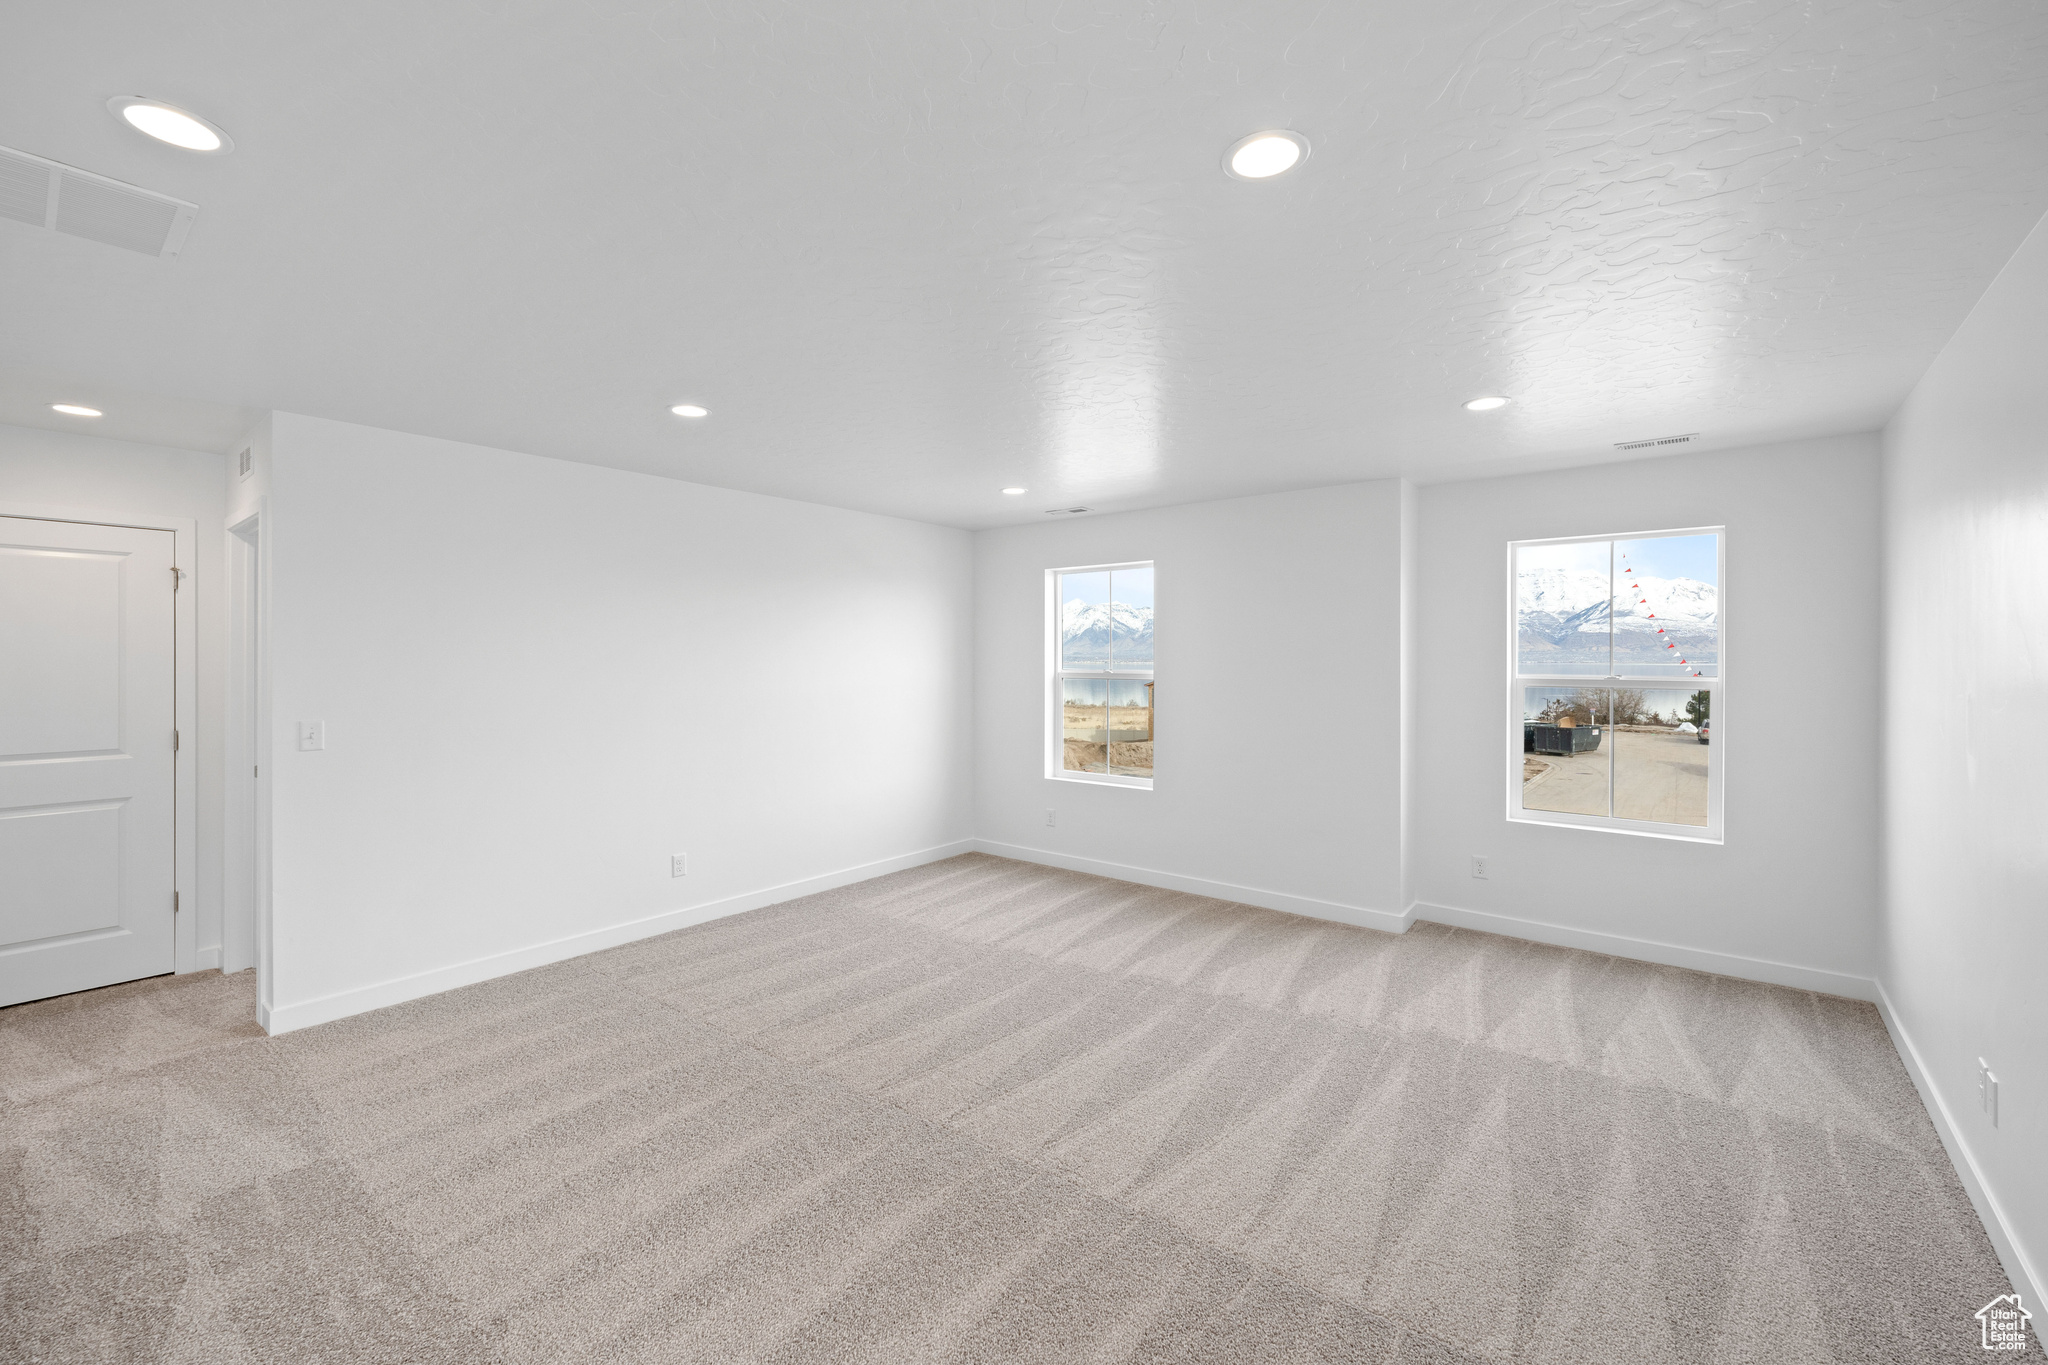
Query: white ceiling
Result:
<box><xmin>4</xmin><ymin>1</ymin><xmax>2047</xmax><ymax>528</ymax></box>
<box><xmin>0</xmin><ymin>367</ymin><xmax>260</xmax><ymax>456</ymax></box>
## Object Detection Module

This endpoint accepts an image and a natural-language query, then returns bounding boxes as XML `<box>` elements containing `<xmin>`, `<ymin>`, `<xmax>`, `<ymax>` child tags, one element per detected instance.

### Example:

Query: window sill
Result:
<box><xmin>1508</xmin><ymin>810</ymin><xmax>1721</xmax><ymax>844</ymax></box>
<box><xmin>1047</xmin><ymin>770</ymin><xmax>1153</xmax><ymax>791</ymax></box>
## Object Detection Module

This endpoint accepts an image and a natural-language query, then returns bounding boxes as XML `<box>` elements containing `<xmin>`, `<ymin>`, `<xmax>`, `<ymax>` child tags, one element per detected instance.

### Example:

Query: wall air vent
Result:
<box><xmin>1043</xmin><ymin>506</ymin><xmax>1093</xmax><ymax>516</ymax></box>
<box><xmin>1614</xmin><ymin>433</ymin><xmax>1698</xmax><ymax>452</ymax></box>
<box><xmin>0</xmin><ymin>144</ymin><xmax>198</xmax><ymax>258</ymax></box>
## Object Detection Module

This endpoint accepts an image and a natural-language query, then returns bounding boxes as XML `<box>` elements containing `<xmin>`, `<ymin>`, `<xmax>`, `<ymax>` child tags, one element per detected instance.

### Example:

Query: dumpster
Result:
<box><xmin>1527</xmin><ymin>723</ymin><xmax>1602</xmax><ymax>756</ymax></box>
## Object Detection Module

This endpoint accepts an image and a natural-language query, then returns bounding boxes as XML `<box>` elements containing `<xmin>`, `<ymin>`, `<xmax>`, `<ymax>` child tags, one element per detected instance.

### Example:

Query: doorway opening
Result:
<box><xmin>226</xmin><ymin>511</ymin><xmax>272</xmax><ymax>1026</ymax></box>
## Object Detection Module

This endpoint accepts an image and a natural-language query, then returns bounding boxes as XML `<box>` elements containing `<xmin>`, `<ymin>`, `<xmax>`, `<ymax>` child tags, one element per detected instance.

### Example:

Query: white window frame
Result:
<box><xmin>1507</xmin><ymin>526</ymin><xmax>1725</xmax><ymax>843</ymax></box>
<box><xmin>1046</xmin><ymin>560</ymin><xmax>1154</xmax><ymax>790</ymax></box>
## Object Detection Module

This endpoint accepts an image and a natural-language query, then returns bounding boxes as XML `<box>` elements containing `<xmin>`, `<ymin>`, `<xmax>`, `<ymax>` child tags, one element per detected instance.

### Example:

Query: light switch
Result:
<box><xmin>297</xmin><ymin>720</ymin><xmax>325</xmax><ymax>751</ymax></box>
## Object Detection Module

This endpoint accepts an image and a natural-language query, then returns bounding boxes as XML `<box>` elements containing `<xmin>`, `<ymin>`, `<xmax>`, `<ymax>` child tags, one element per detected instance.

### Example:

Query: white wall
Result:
<box><xmin>1410</xmin><ymin>434</ymin><xmax>1883</xmax><ymax>996</ymax></box>
<box><xmin>1881</xmin><ymin>216</ymin><xmax>2048</xmax><ymax>1310</ymax></box>
<box><xmin>973</xmin><ymin>481</ymin><xmax>1408</xmax><ymax>927</ymax></box>
<box><xmin>0</xmin><ymin>424</ymin><xmax>230</xmax><ymax>972</ymax></box>
<box><xmin>225</xmin><ymin>414</ymin><xmax>270</xmax><ymax>530</ymax></box>
<box><xmin>264</xmin><ymin>413</ymin><xmax>974</xmax><ymax>1030</ymax></box>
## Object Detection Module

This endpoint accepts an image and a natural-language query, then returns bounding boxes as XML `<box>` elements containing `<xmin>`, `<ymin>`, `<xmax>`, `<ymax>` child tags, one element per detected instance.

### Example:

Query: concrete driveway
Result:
<box><xmin>1523</xmin><ymin>728</ymin><xmax>1709</xmax><ymax>827</ymax></box>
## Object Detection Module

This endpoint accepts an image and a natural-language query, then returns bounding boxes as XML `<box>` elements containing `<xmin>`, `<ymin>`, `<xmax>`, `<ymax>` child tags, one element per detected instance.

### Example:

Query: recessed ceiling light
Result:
<box><xmin>1225</xmin><ymin>130</ymin><xmax>1310</xmax><ymax>180</ymax></box>
<box><xmin>1002</xmin><ymin>487</ymin><xmax>1027</xmax><ymax>495</ymax></box>
<box><xmin>107</xmin><ymin>97</ymin><xmax>232</xmax><ymax>154</ymax></box>
<box><xmin>670</xmin><ymin>404</ymin><xmax>709</xmax><ymax>418</ymax></box>
<box><xmin>51</xmin><ymin>404</ymin><xmax>103</xmax><ymax>417</ymax></box>
<box><xmin>1463</xmin><ymin>396</ymin><xmax>1510</xmax><ymax>412</ymax></box>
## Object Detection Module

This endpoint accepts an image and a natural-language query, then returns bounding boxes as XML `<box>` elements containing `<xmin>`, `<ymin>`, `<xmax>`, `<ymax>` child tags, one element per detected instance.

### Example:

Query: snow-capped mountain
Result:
<box><xmin>1062</xmin><ymin>599</ymin><xmax>1153</xmax><ymax>665</ymax></box>
<box><xmin>1517</xmin><ymin>568</ymin><xmax>1717</xmax><ymax>669</ymax></box>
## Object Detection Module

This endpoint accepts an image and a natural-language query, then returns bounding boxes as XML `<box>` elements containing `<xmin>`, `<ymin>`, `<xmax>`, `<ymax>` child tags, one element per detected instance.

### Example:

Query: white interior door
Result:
<box><xmin>0</xmin><ymin>516</ymin><xmax>177</xmax><ymax>1006</ymax></box>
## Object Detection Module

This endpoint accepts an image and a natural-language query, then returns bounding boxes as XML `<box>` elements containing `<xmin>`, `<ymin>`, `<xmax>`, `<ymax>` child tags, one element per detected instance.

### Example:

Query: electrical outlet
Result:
<box><xmin>296</xmin><ymin>720</ymin><xmax>324</xmax><ymax>751</ymax></box>
<box><xmin>671</xmin><ymin>853</ymin><xmax>688</xmax><ymax>878</ymax></box>
<box><xmin>1470</xmin><ymin>855</ymin><xmax>1490</xmax><ymax>879</ymax></box>
<box><xmin>1979</xmin><ymin>1058</ymin><xmax>1999</xmax><ymax>1126</ymax></box>
<box><xmin>1045</xmin><ymin>808</ymin><xmax>1057</xmax><ymax>828</ymax></box>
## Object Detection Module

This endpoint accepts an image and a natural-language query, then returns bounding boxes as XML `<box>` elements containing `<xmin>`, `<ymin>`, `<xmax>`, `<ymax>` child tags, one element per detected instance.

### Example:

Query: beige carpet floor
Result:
<box><xmin>1</xmin><ymin>853</ymin><xmax>2031</xmax><ymax>1363</ymax></box>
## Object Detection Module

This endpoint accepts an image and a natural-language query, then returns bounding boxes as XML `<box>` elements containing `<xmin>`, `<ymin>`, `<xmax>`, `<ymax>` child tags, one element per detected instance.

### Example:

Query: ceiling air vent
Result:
<box><xmin>0</xmin><ymin>144</ymin><xmax>198</xmax><ymax>258</ymax></box>
<box><xmin>1614</xmin><ymin>433</ymin><xmax>1698</xmax><ymax>452</ymax></box>
<box><xmin>1043</xmin><ymin>506</ymin><xmax>1092</xmax><ymax>516</ymax></box>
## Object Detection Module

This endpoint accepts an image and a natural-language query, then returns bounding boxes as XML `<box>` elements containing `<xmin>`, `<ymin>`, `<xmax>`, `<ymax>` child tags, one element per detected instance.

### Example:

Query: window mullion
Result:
<box><xmin>1607</xmin><ymin>687</ymin><xmax>1615</xmax><ymax>819</ymax></box>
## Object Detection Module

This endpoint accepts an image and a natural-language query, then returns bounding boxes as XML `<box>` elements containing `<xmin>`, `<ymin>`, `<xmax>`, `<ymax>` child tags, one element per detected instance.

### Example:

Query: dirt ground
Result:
<box><xmin>1063</xmin><ymin>703</ymin><xmax>1154</xmax><ymax>776</ymax></box>
<box><xmin>1063</xmin><ymin>739</ymin><xmax>1154</xmax><ymax>776</ymax></box>
<box><xmin>1108</xmin><ymin>741</ymin><xmax>1153</xmax><ymax>775</ymax></box>
<box><xmin>1521</xmin><ymin>728</ymin><xmax>1707</xmax><ymax>826</ymax></box>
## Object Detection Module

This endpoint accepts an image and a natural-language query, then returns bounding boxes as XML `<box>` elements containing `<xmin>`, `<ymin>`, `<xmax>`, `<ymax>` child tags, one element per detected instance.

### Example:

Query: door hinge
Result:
<box><xmin>174</xmin><ymin>892</ymin><xmax>180</xmax><ymax>915</ymax></box>
<box><xmin>174</xmin><ymin>729</ymin><xmax>180</xmax><ymax>752</ymax></box>
<box><xmin>172</xmin><ymin>567</ymin><xmax>182</xmax><ymax>591</ymax></box>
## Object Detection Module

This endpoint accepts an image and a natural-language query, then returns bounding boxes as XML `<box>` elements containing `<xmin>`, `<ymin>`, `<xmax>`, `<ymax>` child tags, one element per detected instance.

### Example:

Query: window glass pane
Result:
<box><xmin>1106</xmin><ymin>678</ymin><xmax>1153</xmax><ymax>777</ymax></box>
<box><xmin>1521</xmin><ymin>687</ymin><xmax>1609</xmax><ymax>816</ymax></box>
<box><xmin>1108</xmin><ymin>566</ymin><xmax>1153</xmax><ymax>670</ymax></box>
<box><xmin>1059</xmin><ymin>570</ymin><xmax>1111</xmax><ymax>669</ymax></box>
<box><xmin>1613</xmin><ymin>534</ymin><xmax>1718</xmax><ymax>679</ymax></box>
<box><xmin>1613</xmin><ymin>688</ymin><xmax>1710</xmax><ymax>827</ymax></box>
<box><xmin>1516</xmin><ymin>541</ymin><xmax>1611</xmax><ymax>676</ymax></box>
<box><xmin>1061</xmin><ymin>678</ymin><xmax>1108</xmax><ymax>772</ymax></box>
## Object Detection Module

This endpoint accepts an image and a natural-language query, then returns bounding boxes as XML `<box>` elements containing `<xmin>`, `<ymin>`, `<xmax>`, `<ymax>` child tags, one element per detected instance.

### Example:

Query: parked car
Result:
<box><xmin>1697</xmin><ymin>721</ymin><xmax>1710</xmax><ymax>745</ymax></box>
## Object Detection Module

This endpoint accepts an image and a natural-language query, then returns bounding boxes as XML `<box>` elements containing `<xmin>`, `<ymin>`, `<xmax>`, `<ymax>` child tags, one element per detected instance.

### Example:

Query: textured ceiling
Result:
<box><xmin>4</xmin><ymin>1</ymin><xmax>2047</xmax><ymax>527</ymax></box>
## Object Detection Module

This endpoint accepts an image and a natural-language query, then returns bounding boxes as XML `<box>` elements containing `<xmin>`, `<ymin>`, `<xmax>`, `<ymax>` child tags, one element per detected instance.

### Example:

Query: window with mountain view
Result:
<box><xmin>1051</xmin><ymin>562</ymin><xmax>1153</xmax><ymax>786</ymax></box>
<box><xmin>1512</xmin><ymin>530</ymin><xmax>1721</xmax><ymax>839</ymax></box>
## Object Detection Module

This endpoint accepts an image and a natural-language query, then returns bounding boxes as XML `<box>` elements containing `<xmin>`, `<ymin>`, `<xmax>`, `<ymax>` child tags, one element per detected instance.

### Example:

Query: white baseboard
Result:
<box><xmin>1874</xmin><ymin>980</ymin><xmax>2045</xmax><ymax>1317</ymax></box>
<box><xmin>972</xmin><ymin>840</ymin><xmax>1413</xmax><ymax>934</ymax></box>
<box><xmin>264</xmin><ymin>839</ymin><xmax>976</xmax><ymax>1036</ymax></box>
<box><xmin>1409</xmin><ymin>900</ymin><xmax>1879</xmax><ymax>1002</ymax></box>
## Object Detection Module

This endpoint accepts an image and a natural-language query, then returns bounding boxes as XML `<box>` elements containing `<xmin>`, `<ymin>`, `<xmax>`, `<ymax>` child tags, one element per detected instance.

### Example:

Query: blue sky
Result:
<box><xmin>1061</xmin><ymin>566</ymin><xmax>1153</xmax><ymax>609</ymax></box>
<box><xmin>1518</xmin><ymin>533</ymin><xmax>1718</xmax><ymax>587</ymax></box>
<box><xmin>1519</xmin><ymin>540</ymin><xmax>1609</xmax><ymax>577</ymax></box>
<box><xmin>1617</xmin><ymin>533</ymin><xmax>1717</xmax><ymax>585</ymax></box>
